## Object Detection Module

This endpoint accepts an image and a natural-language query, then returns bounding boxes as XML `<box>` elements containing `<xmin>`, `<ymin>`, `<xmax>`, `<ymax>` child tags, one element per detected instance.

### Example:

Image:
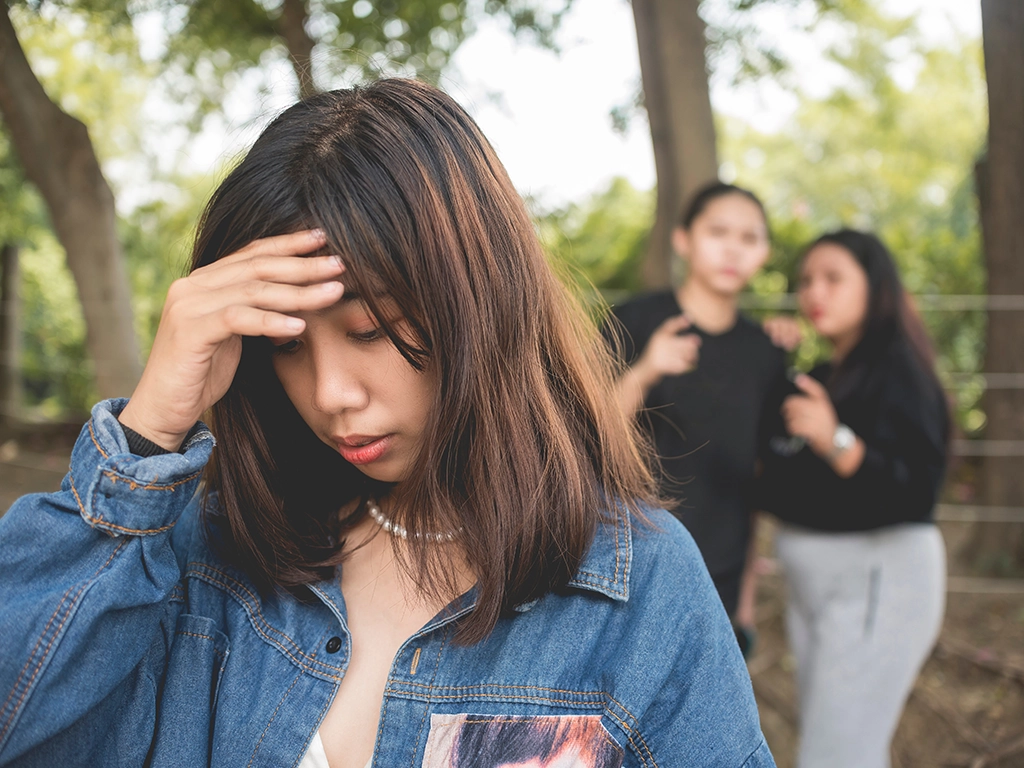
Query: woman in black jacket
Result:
<box><xmin>759</xmin><ymin>229</ymin><xmax>949</xmax><ymax>768</ymax></box>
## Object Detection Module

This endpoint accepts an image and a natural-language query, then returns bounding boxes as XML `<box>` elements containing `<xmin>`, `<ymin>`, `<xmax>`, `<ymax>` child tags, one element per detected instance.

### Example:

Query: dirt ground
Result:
<box><xmin>2</xmin><ymin>430</ymin><xmax>1023</xmax><ymax>768</ymax></box>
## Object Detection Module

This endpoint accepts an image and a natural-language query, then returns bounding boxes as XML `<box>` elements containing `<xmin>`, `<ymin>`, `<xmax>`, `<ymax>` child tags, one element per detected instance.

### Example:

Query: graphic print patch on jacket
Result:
<box><xmin>421</xmin><ymin>713</ymin><xmax>624</xmax><ymax>768</ymax></box>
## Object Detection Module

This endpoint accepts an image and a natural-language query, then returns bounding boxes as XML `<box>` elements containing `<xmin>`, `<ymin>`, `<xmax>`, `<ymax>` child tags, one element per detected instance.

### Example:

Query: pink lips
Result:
<box><xmin>335</xmin><ymin>434</ymin><xmax>392</xmax><ymax>465</ymax></box>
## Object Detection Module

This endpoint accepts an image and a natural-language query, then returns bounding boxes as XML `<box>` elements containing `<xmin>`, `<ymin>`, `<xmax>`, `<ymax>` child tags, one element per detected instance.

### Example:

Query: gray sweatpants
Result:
<box><xmin>775</xmin><ymin>523</ymin><xmax>946</xmax><ymax>768</ymax></box>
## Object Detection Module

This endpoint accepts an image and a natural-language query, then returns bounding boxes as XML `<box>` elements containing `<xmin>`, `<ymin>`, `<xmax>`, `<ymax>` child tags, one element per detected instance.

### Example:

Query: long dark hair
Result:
<box><xmin>192</xmin><ymin>79</ymin><xmax>660</xmax><ymax>642</ymax></box>
<box><xmin>806</xmin><ymin>229</ymin><xmax>946</xmax><ymax>426</ymax></box>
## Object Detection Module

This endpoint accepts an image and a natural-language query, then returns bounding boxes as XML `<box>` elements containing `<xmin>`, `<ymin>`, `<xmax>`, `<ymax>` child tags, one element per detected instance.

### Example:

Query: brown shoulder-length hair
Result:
<box><xmin>193</xmin><ymin>78</ymin><xmax>660</xmax><ymax>643</ymax></box>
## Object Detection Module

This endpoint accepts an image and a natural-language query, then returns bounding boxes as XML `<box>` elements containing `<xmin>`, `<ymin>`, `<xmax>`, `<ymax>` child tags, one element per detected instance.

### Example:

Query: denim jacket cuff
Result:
<box><xmin>66</xmin><ymin>399</ymin><xmax>216</xmax><ymax>537</ymax></box>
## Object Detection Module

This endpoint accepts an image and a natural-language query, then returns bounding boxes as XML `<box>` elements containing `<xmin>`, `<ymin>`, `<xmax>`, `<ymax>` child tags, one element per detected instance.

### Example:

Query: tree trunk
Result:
<box><xmin>0</xmin><ymin>243</ymin><xmax>20</xmax><ymax>423</ymax></box>
<box><xmin>0</xmin><ymin>8</ymin><xmax>141</xmax><ymax>400</ymax></box>
<box><xmin>278</xmin><ymin>0</ymin><xmax>319</xmax><ymax>100</ymax></box>
<box><xmin>968</xmin><ymin>0</ymin><xmax>1024</xmax><ymax>574</ymax></box>
<box><xmin>631</xmin><ymin>0</ymin><xmax>719</xmax><ymax>289</ymax></box>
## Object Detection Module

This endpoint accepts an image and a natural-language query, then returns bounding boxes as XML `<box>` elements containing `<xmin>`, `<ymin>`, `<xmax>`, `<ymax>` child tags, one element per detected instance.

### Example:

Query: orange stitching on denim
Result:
<box><xmin>393</xmin><ymin>691</ymin><xmax>596</xmax><ymax>705</ymax></box>
<box><xmin>0</xmin><ymin>583</ymin><xmax>75</xmax><ymax>741</ymax></box>
<box><xmin>572</xmin><ymin>515</ymin><xmax>630</xmax><ymax>598</ymax></box>
<box><xmin>393</xmin><ymin>682</ymin><xmax>605</xmax><ymax>695</ymax></box>
<box><xmin>572</xmin><ymin>571</ymin><xmax>626</xmax><ymax>598</ymax></box>
<box><xmin>246</xmin><ymin>669</ymin><xmax>303</xmax><ymax>768</ymax></box>
<box><xmin>187</xmin><ymin>566</ymin><xmax>341</xmax><ymax>680</ymax></box>
<box><xmin>601</xmin><ymin>697</ymin><xmax>655</xmax><ymax>767</ymax></box>
<box><xmin>102</xmin><ymin>470</ymin><xmax>201</xmax><ymax>492</ymax></box>
<box><xmin>290</xmin><ymin>697</ymin><xmax>334</xmax><ymax>768</ymax></box>
<box><xmin>190</xmin><ymin>573</ymin><xmax>339</xmax><ymax>680</ymax></box>
<box><xmin>69</xmin><ymin>476</ymin><xmax>87</xmax><ymax>517</ymax></box>
<box><xmin>403</xmin><ymin>630</ymin><xmax>448</xmax><ymax>768</ymax></box>
<box><xmin>88</xmin><ymin>421</ymin><xmax>110</xmax><ymax>460</ymax></box>
<box><xmin>410</xmin><ymin>648</ymin><xmax>421</xmax><ymax>675</ymax></box>
<box><xmin>602</xmin><ymin>707</ymin><xmax>653</xmax><ymax>768</ymax></box>
<box><xmin>188</xmin><ymin>564</ymin><xmax>313</xmax><ymax>662</ymax></box>
<box><xmin>0</xmin><ymin>539</ymin><xmax>127</xmax><ymax>744</ymax></box>
<box><xmin>459</xmin><ymin>714</ymin><xmax>606</xmax><ymax>725</ymax></box>
<box><xmin>176</xmin><ymin>630</ymin><xmax>216</xmax><ymax>642</ymax></box>
<box><xmin>69</xmin><ymin>473</ymin><xmax>178</xmax><ymax>536</ymax></box>
<box><xmin>85</xmin><ymin>514</ymin><xmax>176</xmax><ymax>536</ymax></box>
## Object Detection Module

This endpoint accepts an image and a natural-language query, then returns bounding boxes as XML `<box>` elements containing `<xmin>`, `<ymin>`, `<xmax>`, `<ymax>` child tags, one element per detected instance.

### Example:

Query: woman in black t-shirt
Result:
<box><xmin>759</xmin><ymin>229</ymin><xmax>949</xmax><ymax>768</ymax></box>
<box><xmin>606</xmin><ymin>182</ymin><xmax>787</xmax><ymax>653</ymax></box>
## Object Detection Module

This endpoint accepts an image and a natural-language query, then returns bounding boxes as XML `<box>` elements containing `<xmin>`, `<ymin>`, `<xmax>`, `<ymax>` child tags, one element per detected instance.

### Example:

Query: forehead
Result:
<box><xmin>698</xmin><ymin>194</ymin><xmax>765</xmax><ymax>228</ymax></box>
<box><xmin>803</xmin><ymin>242</ymin><xmax>862</xmax><ymax>273</ymax></box>
<box><xmin>798</xmin><ymin>243</ymin><xmax>864</xmax><ymax>282</ymax></box>
<box><xmin>311</xmin><ymin>289</ymin><xmax>401</xmax><ymax>318</ymax></box>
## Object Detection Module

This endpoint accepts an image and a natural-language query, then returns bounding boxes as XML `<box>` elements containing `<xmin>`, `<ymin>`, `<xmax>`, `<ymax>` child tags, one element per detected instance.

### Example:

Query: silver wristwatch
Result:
<box><xmin>828</xmin><ymin>423</ymin><xmax>856</xmax><ymax>461</ymax></box>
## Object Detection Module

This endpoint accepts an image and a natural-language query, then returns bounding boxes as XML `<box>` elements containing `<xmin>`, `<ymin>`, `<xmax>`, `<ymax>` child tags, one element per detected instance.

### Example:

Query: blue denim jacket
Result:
<box><xmin>0</xmin><ymin>400</ymin><xmax>774</xmax><ymax>768</ymax></box>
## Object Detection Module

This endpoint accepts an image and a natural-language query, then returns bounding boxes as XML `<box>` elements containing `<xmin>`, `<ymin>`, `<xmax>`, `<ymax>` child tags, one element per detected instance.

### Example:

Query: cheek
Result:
<box><xmin>797</xmin><ymin>286</ymin><xmax>812</xmax><ymax>312</ymax></box>
<box><xmin>840</xmin><ymin>283</ymin><xmax>870</xmax><ymax>326</ymax></box>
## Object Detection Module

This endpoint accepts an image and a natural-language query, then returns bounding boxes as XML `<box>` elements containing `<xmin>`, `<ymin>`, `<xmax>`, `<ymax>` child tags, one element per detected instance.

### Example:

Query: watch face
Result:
<box><xmin>834</xmin><ymin>424</ymin><xmax>855</xmax><ymax>450</ymax></box>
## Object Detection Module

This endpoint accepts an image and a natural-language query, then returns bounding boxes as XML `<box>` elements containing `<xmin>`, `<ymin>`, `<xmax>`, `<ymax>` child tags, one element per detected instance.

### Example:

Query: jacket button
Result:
<box><xmin>325</xmin><ymin>636</ymin><xmax>342</xmax><ymax>654</ymax></box>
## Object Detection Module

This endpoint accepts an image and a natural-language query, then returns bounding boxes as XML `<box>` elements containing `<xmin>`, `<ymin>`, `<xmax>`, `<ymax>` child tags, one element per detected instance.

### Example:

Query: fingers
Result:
<box><xmin>195</xmin><ymin>252</ymin><xmax>345</xmax><ymax>291</ymax></box>
<box><xmin>224</xmin><ymin>228</ymin><xmax>329</xmax><ymax>262</ymax></box>
<box><xmin>215</xmin><ymin>304</ymin><xmax>311</xmax><ymax>339</ymax></box>
<box><xmin>781</xmin><ymin>396</ymin><xmax>808</xmax><ymax>438</ymax></box>
<box><xmin>763</xmin><ymin>316</ymin><xmax>802</xmax><ymax>348</ymax></box>
<box><xmin>166</xmin><ymin>275</ymin><xmax>343</xmax><ymax>325</ymax></box>
<box><xmin>658</xmin><ymin>314</ymin><xmax>692</xmax><ymax>335</ymax></box>
<box><xmin>794</xmin><ymin>374</ymin><xmax>828</xmax><ymax>399</ymax></box>
<box><xmin>193</xmin><ymin>229</ymin><xmax>343</xmax><ymax>288</ymax></box>
<box><xmin>664</xmin><ymin>333</ymin><xmax>701</xmax><ymax>375</ymax></box>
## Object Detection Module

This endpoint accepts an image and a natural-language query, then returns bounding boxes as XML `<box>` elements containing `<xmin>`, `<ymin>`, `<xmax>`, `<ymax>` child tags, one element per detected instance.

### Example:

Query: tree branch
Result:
<box><xmin>277</xmin><ymin>0</ymin><xmax>318</xmax><ymax>99</ymax></box>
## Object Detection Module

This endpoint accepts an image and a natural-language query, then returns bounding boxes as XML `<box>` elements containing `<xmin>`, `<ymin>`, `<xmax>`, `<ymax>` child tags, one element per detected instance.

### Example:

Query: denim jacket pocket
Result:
<box><xmin>149</xmin><ymin>614</ymin><xmax>230</xmax><ymax>767</ymax></box>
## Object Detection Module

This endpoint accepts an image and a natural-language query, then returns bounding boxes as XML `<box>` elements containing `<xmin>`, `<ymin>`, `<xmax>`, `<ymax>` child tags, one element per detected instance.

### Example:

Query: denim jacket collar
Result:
<box><xmin>305</xmin><ymin>509</ymin><xmax>634</xmax><ymax>641</ymax></box>
<box><xmin>567</xmin><ymin>510</ymin><xmax>632</xmax><ymax>602</ymax></box>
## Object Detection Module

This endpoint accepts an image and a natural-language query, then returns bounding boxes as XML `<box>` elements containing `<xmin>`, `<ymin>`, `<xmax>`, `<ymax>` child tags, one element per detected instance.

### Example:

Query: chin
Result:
<box><xmin>711</xmin><ymin>279</ymin><xmax>745</xmax><ymax>297</ymax></box>
<box><xmin>352</xmin><ymin>463</ymin><xmax>409</xmax><ymax>484</ymax></box>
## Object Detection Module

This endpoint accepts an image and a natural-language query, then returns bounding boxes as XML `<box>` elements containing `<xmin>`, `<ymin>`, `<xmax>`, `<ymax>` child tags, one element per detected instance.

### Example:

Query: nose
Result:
<box><xmin>308</xmin><ymin>345</ymin><xmax>370</xmax><ymax>414</ymax></box>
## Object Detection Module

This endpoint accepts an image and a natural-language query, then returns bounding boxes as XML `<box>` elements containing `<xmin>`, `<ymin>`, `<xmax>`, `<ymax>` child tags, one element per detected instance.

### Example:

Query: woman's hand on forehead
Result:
<box><xmin>118</xmin><ymin>229</ymin><xmax>346</xmax><ymax>451</ymax></box>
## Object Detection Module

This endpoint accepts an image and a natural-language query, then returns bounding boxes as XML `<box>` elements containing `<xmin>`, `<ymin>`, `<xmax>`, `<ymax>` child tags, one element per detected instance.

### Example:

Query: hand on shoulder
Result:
<box><xmin>762</xmin><ymin>315</ymin><xmax>803</xmax><ymax>352</ymax></box>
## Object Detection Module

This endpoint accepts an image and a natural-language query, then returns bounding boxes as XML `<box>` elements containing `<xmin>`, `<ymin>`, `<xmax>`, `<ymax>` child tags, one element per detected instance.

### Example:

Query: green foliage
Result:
<box><xmin>534</xmin><ymin>177</ymin><xmax>654</xmax><ymax>307</ymax></box>
<box><xmin>551</xmin><ymin>2</ymin><xmax>986</xmax><ymax>434</ymax></box>
<box><xmin>11</xmin><ymin>4</ymin><xmax>152</xmax><ymax>159</ymax></box>
<box><xmin>18</xmin><ymin>232</ymin><xmax>93</xmax><ymax>418</ymax></box>
<box><xmin>118</xmin><ymin>173</ymin><xmax>216</xmax><ymax>357</ymax></box>
<box><xmin>718</xmin><ymin>13</ymin><xmax>987</xmax><ymax>430</ymax></box>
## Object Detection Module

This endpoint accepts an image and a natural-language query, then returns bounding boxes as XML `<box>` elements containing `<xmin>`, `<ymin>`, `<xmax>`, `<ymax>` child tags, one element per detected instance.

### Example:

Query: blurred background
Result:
<box><xmin>0</xmin><ymin>0</ymin><xmax>1020</xmax><ymax>764</ymax></box>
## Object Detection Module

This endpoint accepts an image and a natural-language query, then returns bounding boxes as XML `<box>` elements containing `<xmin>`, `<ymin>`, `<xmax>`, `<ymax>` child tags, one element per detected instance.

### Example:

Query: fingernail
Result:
<box><xmin>286</xmin><ymin>317</ymin><xmax>304</xmax><ymax>330</ymax></box>
<box><xmin>310</xmin><ymin>228</ymin><xmax>326</xmax><ymax>241</ymax></box>
<box><xmin>320</xmin><ymin>281</ymin><xmax>342</xmax><ymax>291</ymax></box>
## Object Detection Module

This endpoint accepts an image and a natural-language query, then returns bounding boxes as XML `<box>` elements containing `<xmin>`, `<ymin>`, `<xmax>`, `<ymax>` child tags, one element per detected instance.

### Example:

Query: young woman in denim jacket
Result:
<box><xmin>0</xmin><ymin>80</ymin><xmax>774</xmax><ymax>768</ymax></box>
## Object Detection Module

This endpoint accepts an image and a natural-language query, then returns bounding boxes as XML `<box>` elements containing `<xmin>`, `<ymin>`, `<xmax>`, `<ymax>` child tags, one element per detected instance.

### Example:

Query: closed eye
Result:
<box><xmin>273</xmin><ymin>339</ymin><xmax>301</xmax><ymax>355</ymax></box>
<box><xmin>349</xmin><ymin>327</ymin><xmax>385</xmax><ymax>344</ymax></box>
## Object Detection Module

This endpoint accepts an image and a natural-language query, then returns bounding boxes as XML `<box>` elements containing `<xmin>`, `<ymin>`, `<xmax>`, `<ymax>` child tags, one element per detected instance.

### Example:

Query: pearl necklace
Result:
<box><xmin>366</xmin><ymin>498</ymin><xmax>461</xmax><ymax>542</ymax></box>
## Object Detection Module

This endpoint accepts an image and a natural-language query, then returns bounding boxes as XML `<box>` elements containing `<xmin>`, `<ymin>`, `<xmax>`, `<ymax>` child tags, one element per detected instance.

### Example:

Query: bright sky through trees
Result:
<box><xmin>136</xmin><ymin>0</ymin><xmax>982</xmax><ymax>212</ymax></box>
<box><xmin>446</xmin><ymin>0</ymin><xmax>982</xmax><ymax>207</ymax></box>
